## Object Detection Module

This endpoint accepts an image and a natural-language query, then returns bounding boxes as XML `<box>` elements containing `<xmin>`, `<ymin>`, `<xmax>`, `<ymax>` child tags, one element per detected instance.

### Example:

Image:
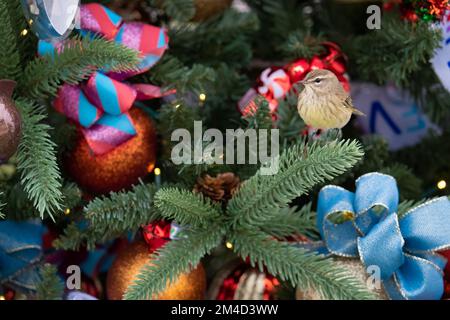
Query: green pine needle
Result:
<box><xmin>124</xmin><ymin>225</ymin><xmax>225</xmax><ymax>300</ymax></box>
<box><xmin>0</xmin><ymin>0</ymin><xmax>21</xmax><ymax>80</ymax></box>
<box><xmin>16</xmin><ymin>99</ymin><xmax>63</xmax><ymax>219</ymax></box>
<box><xmin>231</xmin><ymin>230</ymin><xmax>376</xmax><ymax>300</ymax></box>
<box><xmin>55</xmin><ymin>183</ymin><xmax>161</xmax><ymax>250</ymax></box>
<box><xmin>154</xmin><ymin>187</ymin><xmax>221</xmax><ymax>227</ymax></box>
<box><xmin>228</xmin><ymin>139</ymin><xmax>364</xmax><ymax>228</ymax></box>
<box><xmin>36</xmin><ymin>264</ymin><xmax>64</xmax><ymax>300</ymax></box>
<box><xmin>152</xmin><ymin>0</ymin><xmax>196</xmax><ymax>21</ymax></box>
<box><xmin>260</xmin><ymin>203</ymin><xmax>318</xmax><ymax>239</ymax></box>
<box><xmin>20</xmin><ymin>35</ymin><xmax>140</xmax><ymax>100</ymax></box>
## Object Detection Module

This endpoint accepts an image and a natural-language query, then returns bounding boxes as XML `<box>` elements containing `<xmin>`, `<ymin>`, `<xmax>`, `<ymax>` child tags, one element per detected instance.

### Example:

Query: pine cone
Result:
<box><xmin>194</xmin><ymin>173</ymin><xmax>240</xmax><ymax>202</ymax></box>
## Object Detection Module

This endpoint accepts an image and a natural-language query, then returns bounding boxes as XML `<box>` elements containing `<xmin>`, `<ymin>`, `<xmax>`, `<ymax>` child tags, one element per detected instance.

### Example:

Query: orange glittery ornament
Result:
<box><xmin>106</xmin><ymin>241</ymin><xmax>206</xmax><ymax>300</ymax></box>
<box><xmin>65</xmin><ymin>108</ymin><xmax>157</xmax><ymax>195</ymax></box>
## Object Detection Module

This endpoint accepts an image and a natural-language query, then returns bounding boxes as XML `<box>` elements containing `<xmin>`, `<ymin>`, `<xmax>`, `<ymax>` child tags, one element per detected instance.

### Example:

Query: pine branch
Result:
<box><xmin>151</xmin><ymin>0</ymin><xmax>195</xmax><ymax>21</ymax></box>
<box><xmin>36</xmin><ymin>264</ymin><xmax>64</xmax><ymax>300</ymax></box>
<box><xmin>145</xmin><ymin>55</ymin><xmax>217</xmax><ymax>96</ymax></box>
<box><xmin>227</xmin><ymin>140</ymin><xmax>364</xmax><ymax>228</ymax></box>
<box><xmin>280</xmin><ymin>30</ymin><xmax>326</xmax><ymax>60</ymax></box>
<box><xmin>124</xmin><ymin>225</ymin><xmax>225</xmax><ymax>300</ymax></box>
<box><xmin>0</xmin><ymin>0</ymin><xmax>22</xmax><ymax>80</ymax></box>
<box><xmin>243</xmin><ymin>97</ymin><xmax>273</xmax><ymax>130</ymax></box>
<box><xmin>350</xmin><ymin>14</ymin><xmax>441</xmax><ymax>86</ymax></box>
<box><xmin>16</xmin><ymin>99</ymin><xmax>63</xmax><ymax>219</ymax></box>
<box><xmin>20</xmin><ymin>36</ymin><xmax>140</xmax><ymax>100</ymax></box>
<box><xmin>154</xmin><ymin>187</ymin><xmax>221</xmax><ymax>227</ymax></box>
<box><xmin>169</xmin><ymin>10</ymin><xmax>259</xmax><ymax>67</ymax></box>
<box><xmin>4</xmin><ymin>0</ymin><xmax>36</xmax><ymax>63</ymax></box>
<box><xmin>61</xmin><ymin>182</ymin><xmax>82</xmax><ymax>211</ymax></box>
<box><xmin>230</xmin><ymin>230</ymin><xmax>376</xmax><ymax>300</ymax></box>
<box><xmin>259</xmin><ymin>204</ymin><xmax>319</xmax><ymax>239</ymax></box>
<box><xmin>276</xmin><ymin>92</ymin><xmax>306</xmax><ymax>146</ymax></box>
<box><xmin>55</xmin><ymin>183</ymin><xmax>161</xmax><ymax>250</ymax></box>
<box><xmin>52</xmin><ymin>222</ymin><xmax>89</xmax><ymax>251</ymax></box>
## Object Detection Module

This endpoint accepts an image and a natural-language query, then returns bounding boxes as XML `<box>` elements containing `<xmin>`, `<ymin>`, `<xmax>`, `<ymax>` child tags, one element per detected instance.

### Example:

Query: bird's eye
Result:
<box><xmin>314</xmin><ymin>78</ymin><xmax>322</xmax><ymax>84</ymax></box>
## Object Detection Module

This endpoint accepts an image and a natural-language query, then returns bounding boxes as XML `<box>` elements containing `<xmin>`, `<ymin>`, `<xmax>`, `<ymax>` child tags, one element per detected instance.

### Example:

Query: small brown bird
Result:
<box><xmin>297</xmin><ymin>69</ymin><xmax>364</xmax><ymax>130</ymax></box>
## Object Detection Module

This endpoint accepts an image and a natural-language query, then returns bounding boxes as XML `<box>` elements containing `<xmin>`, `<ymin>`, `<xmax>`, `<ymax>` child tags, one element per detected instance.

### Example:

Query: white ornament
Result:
<box><xmin>21</xmin><ymin>0</ymin><xmax>80</xmax><ymax>41</ymax></box>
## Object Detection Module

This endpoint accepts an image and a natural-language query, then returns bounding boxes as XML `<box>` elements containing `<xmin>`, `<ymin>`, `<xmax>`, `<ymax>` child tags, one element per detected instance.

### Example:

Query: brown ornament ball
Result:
<box><xmin>295</xmin><ymin>257</ymin><xmax>387</xmax><ymax>300</ymax></box>
<box><xmin>107</xmin><ymin>241</ymin><xmax>206</xmax><ymax>300</ymax></box>
<box><xmin>65</xmin><ymin>108</ymin><xmax>157</xmax><ymax>195</ymax></box>
<box><xmin>193</xmin><ymin>0</ymin><xmax>232</xmax><ymax>21</ymax></box>
<box><xmin>0</xmin><ymin>80</ymin><xmax>21</xmax><ymax>164</ymax></box>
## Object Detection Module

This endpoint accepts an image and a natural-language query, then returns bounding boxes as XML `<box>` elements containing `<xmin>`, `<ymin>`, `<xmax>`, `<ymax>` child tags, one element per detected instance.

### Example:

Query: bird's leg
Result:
<box><xmin>321</xmin><ymin>128</ymin><xmax>342</xmax><ymax>143</ymax></box>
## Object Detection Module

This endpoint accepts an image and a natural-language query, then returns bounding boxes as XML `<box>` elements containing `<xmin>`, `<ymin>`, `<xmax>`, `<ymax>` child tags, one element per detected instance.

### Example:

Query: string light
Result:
<box><xmin>64</xmin><ymin>208</ymin><xmax>71</xmax><ymax>215</ymax></box>
<box><xmin>20</xmin><ymin>29</ymin><xmax>28</xmax><ymax>36</ymax></box>
<box><xmin>437</xmin><ymin>180</ymin><xmax>447</xmax><ymax>190</ymax></box>
<box><xmin>154</xmin><ymin>167</ymin><xmax>161</xmax><ymax>190</ymax></box>
<box><xmin>225</xmin><ymin>242</ymin><xmax>233</xmax><ymax>250</ymax></box>
<box><xmin>199</xmin><ymin>93</ymin><xmax>206</xmax><ymax>102</ymax></box>
<box><xmin>174</xmin><ymin>104</ymin><xmax>181</xmax><ymax>109</ymax></box>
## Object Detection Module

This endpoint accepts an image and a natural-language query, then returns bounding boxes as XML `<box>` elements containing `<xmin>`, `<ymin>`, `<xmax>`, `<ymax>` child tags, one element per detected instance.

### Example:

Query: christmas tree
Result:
<box><xmin>1</xmin><ymin>0</ymin><xmax>450</xmax><ymax>301</ymax></box>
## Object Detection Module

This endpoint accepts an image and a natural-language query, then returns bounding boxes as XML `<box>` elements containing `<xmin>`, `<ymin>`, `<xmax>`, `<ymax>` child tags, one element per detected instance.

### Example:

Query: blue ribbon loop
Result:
<box><xmin>0</xmin><ymin>220</ymin><xmax>46</xmax><ymax>291</ymax></box>
<box><xmin>317</xmin><ymin>172</ymin><xmax>450</xmax><ymax>300</ymax></box>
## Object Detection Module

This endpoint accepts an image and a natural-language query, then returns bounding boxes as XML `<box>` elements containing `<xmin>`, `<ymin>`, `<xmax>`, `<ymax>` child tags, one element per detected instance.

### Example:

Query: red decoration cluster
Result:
<box><xmin>385</xmin><ymin>0</ymin><xmax>450</xmax><ymax>22</ymax></box>
<box><xmin>216</xmin><ymin>264</ymin><xmax>279</xmax><ymax>300</ymax></box>
<box><xmin>142</xmin><ymin>221</ymin><xmax>173</xmax><ymax>252</ymax></box>
<box><xmin>238</xmin><ymin>42</ymin><xmax>349</xmax><ymax>117</ymax></box>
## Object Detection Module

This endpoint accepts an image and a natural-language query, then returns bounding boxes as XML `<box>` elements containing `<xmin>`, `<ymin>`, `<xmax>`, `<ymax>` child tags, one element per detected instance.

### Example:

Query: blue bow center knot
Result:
<box><xmin>317</xmin><ymin>172</ymin><xmax>450</xmax><ymax>300</ymax></box>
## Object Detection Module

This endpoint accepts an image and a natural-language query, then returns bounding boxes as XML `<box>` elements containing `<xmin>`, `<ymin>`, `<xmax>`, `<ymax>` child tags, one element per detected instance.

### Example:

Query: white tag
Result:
<box><xmin>431</xmin><ymin>14</ymin><xmax>450</xmax><ymax>92</ymax></box>
<box><xmin>44</xmin><ymin>0</ymin><xmax>79</xmax><ymax>36</ymax></box>
<box><xmin>352</xmin><ymin>82</ymin><xmax>440</xmax><ymax>151</ymax></box>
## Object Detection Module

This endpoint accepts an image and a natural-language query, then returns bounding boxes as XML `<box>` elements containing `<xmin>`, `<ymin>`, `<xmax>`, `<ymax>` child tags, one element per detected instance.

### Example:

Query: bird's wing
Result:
<box><xmin>343</xmin><ymin>96</ymin><xmax>365</xmax><ymax>116</ymax></box>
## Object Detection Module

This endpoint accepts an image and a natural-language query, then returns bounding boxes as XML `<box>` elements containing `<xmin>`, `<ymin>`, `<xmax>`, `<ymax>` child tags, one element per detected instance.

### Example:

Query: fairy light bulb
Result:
<box><xmin>225</xmin><ymin>242</ymin><xmax>233</xmax><ymax>250</ymax></box>
<box><xmin>437</xmin><ymin>180</ymin><xmax>447</xmax><ymax>190</ymax></box>
<box><xmin>199</xmin><ymin>93</ymin><xmax>206</xmax><ymax>102</ymax></box>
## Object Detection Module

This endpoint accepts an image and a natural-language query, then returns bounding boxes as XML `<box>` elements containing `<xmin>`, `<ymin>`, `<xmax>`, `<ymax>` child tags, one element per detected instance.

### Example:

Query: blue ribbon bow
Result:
<box><xmin>317</xmin><ymin>172</ymin><xmax>450</xmax><ymax>300</ymax></box>
<box><xmin>0</xmin><ymin>220</ymin><xmax>46</xmax><ymax>291</ymax></box>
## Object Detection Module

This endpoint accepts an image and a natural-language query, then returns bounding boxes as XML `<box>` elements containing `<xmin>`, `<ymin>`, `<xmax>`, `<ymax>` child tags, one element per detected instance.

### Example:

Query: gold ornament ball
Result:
<box><xmin>193</xmin><ymin>0</ymin><xmax>232</xmax><ymax>21</ymax></box>
<box><xmin>107</xmin><ymin>241</ymin><xmax>207</xmax><ymax>300</ymax></box>
<box><xmin>65</xmin><ymin>108</ymin><xmax>157</xmax><ymax>195</ymax></box>
<box><xmin>295</xmin><ymin>257</ymin><xmax>387</xmax><ymax>300</ymax></box>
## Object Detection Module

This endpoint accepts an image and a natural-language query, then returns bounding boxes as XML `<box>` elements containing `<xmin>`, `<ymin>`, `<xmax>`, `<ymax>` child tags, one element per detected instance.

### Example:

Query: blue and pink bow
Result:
<box><xmin>39</xmin><ymin>3</ymin><xmax>170</xmax><ymax>155</ymax></box>
<box><xmin>316</xmin><ymin>172</ymin><xmax>450</xmax><ymax>300</ymax></box>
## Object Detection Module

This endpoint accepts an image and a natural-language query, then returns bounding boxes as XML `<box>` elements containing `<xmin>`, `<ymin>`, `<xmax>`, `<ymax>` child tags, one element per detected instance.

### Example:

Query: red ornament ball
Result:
<box><xmin>65</xmin><ymin>108</ymin><xmax>157</xmax><ymax>195</ymax></box>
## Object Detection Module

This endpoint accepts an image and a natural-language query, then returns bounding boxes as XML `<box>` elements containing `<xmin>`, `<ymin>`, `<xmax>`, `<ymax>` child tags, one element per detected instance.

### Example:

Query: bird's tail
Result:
<box><xmin>352</xmin><ymin>108</ymin><xmax>365</xmax><ymax>116</ymax></box>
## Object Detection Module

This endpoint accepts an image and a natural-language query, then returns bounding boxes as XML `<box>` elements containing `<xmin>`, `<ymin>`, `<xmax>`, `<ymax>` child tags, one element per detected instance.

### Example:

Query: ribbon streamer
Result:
<box><xmin>316</xmin><ymin>172</ymin><xmax>450</xmax><ymax>300</ymax></box>
<box><xmin>39</xmin><ymin>3</ymin><xmax>170</xmax><ymax>155</ymax></box>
